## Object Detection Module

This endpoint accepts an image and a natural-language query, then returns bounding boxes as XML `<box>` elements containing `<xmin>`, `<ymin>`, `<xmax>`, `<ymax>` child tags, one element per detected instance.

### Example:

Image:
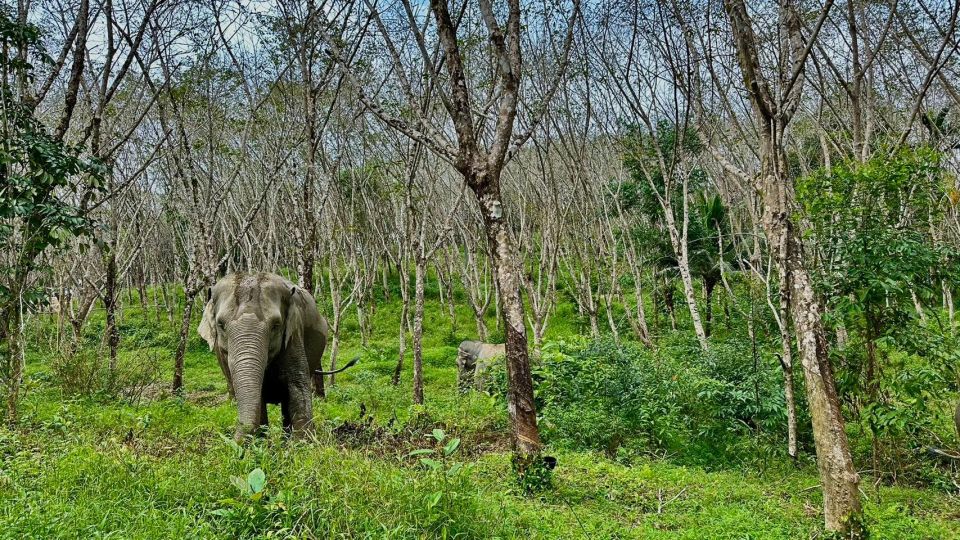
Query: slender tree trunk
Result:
<box><xmin>724</xmin><ymin>0</ymin><xmax>862</xmax><ymax>529</ymax></box>
<box><xmin>624</xmin><ymin>247</ymin><xmax>651</xmax><ymax>346</ymax></box>
<box><xmin>662</xmin><ymin>183</ymin><xmax>708</xmax><ymax>350</ymax></box>
<box><xmin>474</xmin><ymin>306</ymin><xmax>489</xmax><ymax>342</ymax></box>
<box><xmin>664</xmin><ymin>283</ymin><xmax>677</xmax><ymax>331</ymax></box>
<box><xmin>381</xmin><ymin>263</ymin><xmax>390</xmax><ymax>300</ymax></box>
<box><xmin>137</xmin><ymin>264</ymin><xmax>148</xmax><ymax>310</ymax></box>
<box><xmin>4</xmin><ymin>276</ymin><xmax>26</xmax><ymax>425</ymax></box>
<box><xmin>672</xmin><ymin>232</ymin><xmax>709</xmax><ymax>350</ymax></box>
<box><xmin>910</xmin><ymin>289</ymin><xmax>927</xmax><ymax>322</ymax></box>
<box><xmin>172</xmin><ymin>288</ymin><xmax>197</xmax><ymax>395</ymax></box>
<box><xmin>763</xmin><ymin>146</ymin><xmax>862</xmax><ymax>531</ymax></box>
<box><xmin>393</xmin><ymin>259</ymin><xmax>411</xmax><ymax>385</ymax></box>
<box><xmin>443</xmin><ymin>263</ymin><xmax>456</xmax><ymax>333</ymax></box>
<box><xmin>412</xmin><ymin>256</ymin><xmax>426</xmax><ymax>404</ymax></box>
<box><xmin>704</xmin><ymin>279</ymin><xmax>715</xmax><ymax>338</ymax></box>
<box><xmin>775</xmin><ymin>277</ymin><xmax>798</xmax><ymax>461</ymax></box>
<box><xmin>943</xmin><ymin>280</ymin><xmax>954</xmax><ymax>331</ymax></box>
<box><xmin>783</xmin><ymin>232</ymin><xmax>861</xmax><ymax>532</ymax></box>
<box><xmin>104</xmin><ymin>250</ymin><xmax>120</xmax><ymax>373</ymax></box>
<box><xmin>603</xmin><ymin>292</ymin><xmax>620</xmax><ymax>343</ymax></box>
<box><xmin>392</xmin><ymin>299</ymin><xmax>408</xmax><ymax>386</ymax></box>
<box><xmin>328</xmin><ymin>331</ymin><xmax>340</xmax><ymax>386</ymax></box>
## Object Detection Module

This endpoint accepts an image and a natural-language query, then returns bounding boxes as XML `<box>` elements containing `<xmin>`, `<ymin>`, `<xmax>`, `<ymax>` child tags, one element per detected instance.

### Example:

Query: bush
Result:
<box><xmin>529</xmin><ymin>336</ymin><xmax>793</xmax><ymax>465</ymax></box>
<box><xmin>51</xmin><ymin>347</ymin><xmax>163</xmax><ymax>404</ymax></box>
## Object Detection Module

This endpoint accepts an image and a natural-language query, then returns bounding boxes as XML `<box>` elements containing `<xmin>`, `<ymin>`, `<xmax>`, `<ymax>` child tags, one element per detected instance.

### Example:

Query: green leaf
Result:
<box><xmin>420</xmin><ymin>458</ymin><xmax>443</xmax><ymax>471</ymax></box>
<box><xmin>247</xmin><ymin>468</ymin><xmax>266</xmax><ymax>494</ymax></box>
<box><xmin>447</xmin><ymin>462</ymin><xmax>463</xmax><ymax>476</ymax></box>
<box><xmin>427</xmin><ymin>491</ymin><xmax>443</xmax><ymax>508</ymax></box>
<box><xmin>431</xmin><ymin>428</ymin><xmax>445</xmax><ymax>442</ymax></box>
<box><xmin>230</xmin><ymin>475</ymin><xmax>249</xmax><ymax>495</ymax></box>
<box><xmin>443</xmin><ymin>437</ymin><xmax>461</xmax><ymax>456</ymax></box>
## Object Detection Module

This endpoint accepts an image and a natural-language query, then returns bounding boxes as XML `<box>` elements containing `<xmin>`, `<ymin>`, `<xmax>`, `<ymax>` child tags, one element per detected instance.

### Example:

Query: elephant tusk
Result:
<box><xmin>315</xmin><ymin>355</ymin><xmax>360</xmax><ymax>375</ymax></box>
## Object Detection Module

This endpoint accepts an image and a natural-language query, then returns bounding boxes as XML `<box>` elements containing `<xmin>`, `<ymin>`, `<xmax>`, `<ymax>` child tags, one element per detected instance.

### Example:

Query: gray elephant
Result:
<box><xmin>457</xmin><ymin>340</ymin><xmax>506</xmax><ymax>393</ymax></box>
<box><xmin>198</xmin><ymin>272</ymin><xmax>355</xmax><ymax>440</ymax></box>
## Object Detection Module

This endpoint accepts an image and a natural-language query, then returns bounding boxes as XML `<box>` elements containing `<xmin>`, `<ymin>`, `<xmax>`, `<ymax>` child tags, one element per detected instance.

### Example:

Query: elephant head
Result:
<box><xmin>198</xmin><ymin>273</ymin><xmax>310</xmax><ymax>439</ymax></box>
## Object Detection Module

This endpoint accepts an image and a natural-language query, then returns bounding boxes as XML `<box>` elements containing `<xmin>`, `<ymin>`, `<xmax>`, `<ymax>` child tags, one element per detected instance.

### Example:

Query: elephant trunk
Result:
<box><xmin>228</xmin><ymin>315</ymin><xmax>268</xmax><ymax>440</ymax></box>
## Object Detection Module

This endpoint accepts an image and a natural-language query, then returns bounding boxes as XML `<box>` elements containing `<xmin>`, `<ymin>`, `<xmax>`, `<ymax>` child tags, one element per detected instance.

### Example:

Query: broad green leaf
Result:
<box><xmin>443</xmin><ymin>438</ymin><xmax>461</xmax><ymax>456</ymax></box>
<box><xmin>420</xmin><ymin>458</ymin><xmax>443</xmax><ymax>471</ymax></box>
<box><xmin>230</xmin><ymin>475</ymin><xmax>249</xmax><ymax>495</ymax></box>
<box><xmin>247</xmin><ymin>468</ymin><xmax>266</xmax><ymax>494</ymax></box>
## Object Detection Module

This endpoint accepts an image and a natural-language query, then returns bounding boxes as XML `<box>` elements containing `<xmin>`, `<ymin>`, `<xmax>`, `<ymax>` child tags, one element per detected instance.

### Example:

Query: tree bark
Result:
<box><xmin>471</xmin><ymin>178</ymin><xmax>541</xmax><ymax>454</ymax></box>
<box><xmin>172</xmin><ymin>288</ymin><xmax>197</xmax><ymax>395</ymax></box>
<box><xmin>412</xmin><ymin>255</ymin><xmax>426</xmax><ymax>404</ymax></box>
<box><xmin>4</xmin><ymin>274</ymin><xmax>27</xmax><ymax>425</ymax></box>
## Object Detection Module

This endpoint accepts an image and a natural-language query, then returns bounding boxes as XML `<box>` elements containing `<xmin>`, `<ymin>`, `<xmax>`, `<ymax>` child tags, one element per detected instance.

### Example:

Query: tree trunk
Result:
<box><xmin>412</xmin><ymin>255</ymin><xmax>426</xmax><ymax>404</ymax></box>
<box><xmin>474</xmin><ymin>306</ymin><xmax>489</xmax><ymax>342</ymax></box>
<box><xmin>775</xmin><ymin>277</ymin><xmax>798</xmax><ymax>461</ymax></box>
<box><xmin>393</xmin><ymin>259</ymin><xmax>411</xmax><ymax>386</ymax></box>
<box><xmin>703</xmin><ymin>279</ymin><xmax>715</xmax><ymax>338</ymax></box>
<box><xmin>943</xmin><ymin>279</ymin><xmax>954</xmax><ymax>331</ymax></box>
<box><xmin>674</xmin><ymin>237</ymin><xmax>709</xmax><ymax>350</ymax></box>
<box><xmin>104</xmin><ymin>250</ymin><xmax>120</xmax><ymax>373</ymax></box>
<box><xmin>328</xmin><ymin>332</ymin><xmax>340</xmax><ymax>386</ymax></box>
<box><xmin>392</xmin><ymin>298</ymin><xmax>408</xmax><ymax>386</ymax></box>
<box><xmin>472</xmin><ymin>179</ymin><xmax>541</xmax><ymax>455</ymax></box>
<box><xmin>172</xmin><ymin>288</ymin><xmax>197</xmax><ymax>395</ymax></box>
<box><xmin>783</xmin><ymin>231</ymin><xmax>861</xmax><ymax>532</ymax></box>
<box><xmin>603</xmin><ymin>293</ymin><xmax>620</xmax><ymax>343</ymax></box>
<box><xmin>724</xmin><ymin>0</ymin><xmax>862</xmax><ymax>529</ymax></box>
<box><xmin>4</xmin><ymin>277</ymin><xmax>26</xmax><ymax>425</ymax></box>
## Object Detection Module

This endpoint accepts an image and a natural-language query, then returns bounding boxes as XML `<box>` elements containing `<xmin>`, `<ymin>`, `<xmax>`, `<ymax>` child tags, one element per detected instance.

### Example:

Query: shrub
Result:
<box><xmin>530</xmin><ymin>336</ymin><xmax>793</xmax><ymax>465</ymax></box>
<box><xmin>50</xmin><ymin>347</ymin><xmax>163</xmax><ymax>404</ymax></box>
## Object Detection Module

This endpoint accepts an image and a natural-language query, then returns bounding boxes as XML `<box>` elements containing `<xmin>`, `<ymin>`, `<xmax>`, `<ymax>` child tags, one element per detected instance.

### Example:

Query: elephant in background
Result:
<box><xmin>457</xmin><ymin>340</ymin><xmax>505</xmax><ymax>393</ymax></box>
<box><xmin>198</xmin><ymin>272</ymin><xmax>354</xmax><ymax>440</ymax></box>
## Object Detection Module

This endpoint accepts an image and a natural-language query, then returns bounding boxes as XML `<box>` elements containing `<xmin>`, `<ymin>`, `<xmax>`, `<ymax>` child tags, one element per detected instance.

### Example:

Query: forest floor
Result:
<box><xmin>1</xmin><ymin>292</ymin><xmax>958</xmax><ymax>539</ymax></box>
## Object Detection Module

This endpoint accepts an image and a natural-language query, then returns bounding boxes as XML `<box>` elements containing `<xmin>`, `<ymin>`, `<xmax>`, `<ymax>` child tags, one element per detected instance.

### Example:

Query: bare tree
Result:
<box><xmin>721</xmin><ymin>0</ymin><xmax>863</xmax><ymax>532</ymax></box>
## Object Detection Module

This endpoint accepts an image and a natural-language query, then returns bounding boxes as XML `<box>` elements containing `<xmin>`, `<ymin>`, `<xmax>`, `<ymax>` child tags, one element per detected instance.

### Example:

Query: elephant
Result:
<box><xmin>456</xmin><ymin>340</ymin><xmax>506</xmax><ymax>393</ymax></box>
<box><xmin>198</xmin><ymin>271</ymin><xmax>356</xmax><ymax>440</ymax></box>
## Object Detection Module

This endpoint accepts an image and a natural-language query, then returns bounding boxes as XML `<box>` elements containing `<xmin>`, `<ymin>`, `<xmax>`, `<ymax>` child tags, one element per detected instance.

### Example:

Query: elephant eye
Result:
<box><xmin>217</xmin><ymin>321</ymin><xmax>225</xmax><ymax>330</ymax></box>
<box><xmin>271</xmin><ymin>321</ymin><xmax>281</xmax><ymax>331</ymax></box>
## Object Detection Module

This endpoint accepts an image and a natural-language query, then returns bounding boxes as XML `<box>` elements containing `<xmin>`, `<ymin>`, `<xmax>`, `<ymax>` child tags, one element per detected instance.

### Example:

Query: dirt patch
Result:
<box><xmin>331</xmin><ymin>404</ymin><xmax>511</xmax><ymax>459</ymax></box>
<box><xmin>188</xmin><ymin>389</ymin><xmax>229</xmax><ymax>406</ymax></box>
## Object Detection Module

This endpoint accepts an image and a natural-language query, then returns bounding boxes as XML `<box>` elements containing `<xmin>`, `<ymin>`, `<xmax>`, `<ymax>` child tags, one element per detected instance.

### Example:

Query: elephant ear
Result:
<box><xmin>284</xmin><ymin>286</ymin><xmax>305</xmax><ymax>349</ymax></box>
<box><xmin>198</xmin><ymin>288</ymin><xmax>217</xmax><ymax>351</ymax></box>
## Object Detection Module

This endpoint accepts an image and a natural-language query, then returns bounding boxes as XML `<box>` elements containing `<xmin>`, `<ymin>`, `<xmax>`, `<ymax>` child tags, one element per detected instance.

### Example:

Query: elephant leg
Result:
<box><xmin>281</xmin><ymin>400</ymin><xmax>293</xmax><ymax>432</ymax></box>
<box><xmin>457</xmin><ymin>351</ymin><xmax>475</xmax><ymax>393</ymax></box>
<box><xmin>258</xmin><ymin>400</ymin><xmax>268</xmax><ymax>434</ymax></box>
<box><xmin>312</xmin><ymin>372</ymin><xmax>325</xmax><ymax>398</ymax></box>
<box><xmin>284</xmin><ymin>380</ymin><xmax>314</xmax><ymax>438</ymax></box>
<box><xmin>282</xmin><ymin>336</ymin><xmax>316</xmax><ymax>438</ymax></box>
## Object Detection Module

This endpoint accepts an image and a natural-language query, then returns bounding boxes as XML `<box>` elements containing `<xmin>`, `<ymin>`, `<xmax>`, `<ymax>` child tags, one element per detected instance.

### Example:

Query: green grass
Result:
<box><xmin>2</xmin><ymin>285</ymin><xmax>958</xmax><ymax>539</ymax></box>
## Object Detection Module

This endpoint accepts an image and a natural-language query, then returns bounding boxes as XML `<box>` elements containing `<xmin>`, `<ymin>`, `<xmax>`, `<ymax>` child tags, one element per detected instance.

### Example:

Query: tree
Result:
<box><xmin>319</xmin><ymin>0</ymin><xmax>579</xmax><ymax>460</ymax></box>
<box><xmin>722</xmin><ymin>0</ymin><xmax>864</xmax><ymax>533</ymax></box>
<box><xmin>0</xmin><ymin>7</ymin><xmax>104</xmax><ymax>423</ymax></box>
